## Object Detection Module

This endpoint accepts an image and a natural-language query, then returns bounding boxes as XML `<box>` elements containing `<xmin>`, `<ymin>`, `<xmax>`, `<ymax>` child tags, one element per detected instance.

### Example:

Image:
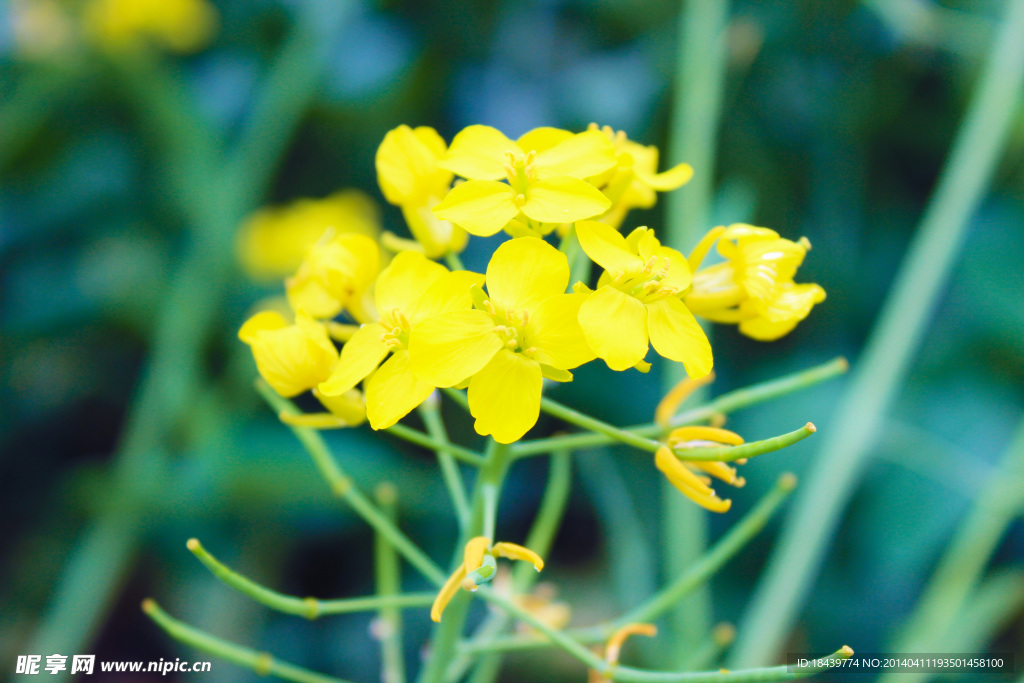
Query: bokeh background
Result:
<box><xmin>2</xmin><ymin>0</ymin><xmax>1023</xmax><ymax>681</ymax></box>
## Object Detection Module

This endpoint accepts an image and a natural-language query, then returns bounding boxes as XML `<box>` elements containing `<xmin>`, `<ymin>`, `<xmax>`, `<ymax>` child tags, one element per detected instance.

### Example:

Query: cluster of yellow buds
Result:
<box><xmin>238</xmin><ymin>122</ymin><xmax>825</xmax><ymax>502</ymax></box>
<box><xmin>8</xmin><ymin>0</ymin><xmax>218</xmax><ymax>57</ymax></box>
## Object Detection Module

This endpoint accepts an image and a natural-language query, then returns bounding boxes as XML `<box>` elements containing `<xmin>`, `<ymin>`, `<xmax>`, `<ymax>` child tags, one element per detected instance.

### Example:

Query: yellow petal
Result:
<box><xmin>668</xmin><ymin>426</ymin><xmax>744</xmax><ymax>446</ymax></box>
<box><xmin>485</xmin><ymin>237</ymin><xmax>569</xmax><ymax>313</ymax></box>
<box><xmin>655</xmin><ymin>446</ymin><xmax>713</xmax><ymax>495</ymax></box>
<box><xmin>401</xmin><ymin>201</ymin><xmax>466</xmax><ymax>259</ymax></box>
<box><xmin>655</xmin><ymin>373</ymin><xmax>716</xmax><ymax>426</ymax></box>
<box><xmin>468</xmin><ymin>350</ymin><xmax>543</xmax><ymax>444</ymax></box>
<box><xmin>439</xmin><ymin>124</ymin><xmax>518</xmax><ymax>180</ymax></box>
<box><xmin>738</xmin><ymin>282</ymin><xmax>825</xmax><ymax>341</ymax></box>
<box><xmin>635</xmin><ymin>161</ymin><xmax>693</xmax><ymax>191</ymax></box>
<box><xmin>317</xmin><ymin>323</ymin><xmax>389</xmax><ymax>396</ymax></box>
<box><xmin>578</xmin><ymin>286</ymin><xmax>648</xmax><ymax>371</ymax></box>
<box><xmin>520</xmin><ymin>177</ymin><xmax>611</xmax><ymax>224</ymax></box>
<box><xmin>515</xmin><ymin>127</ymin><xmax>574</xmax><ymax>154</ymax></box>
<box><xmin>533</xmin><ymin>129</ymin><xmax>617</xmax><ymax>179</ymax></box>
<box><xmin>523</xmin><ymin>293</ymin><xmax>595</xmax><ymax>369</ymax></box>
<box><xmin>407</xmin><ymin>269</ymin><xmax>486</xmax><ymax>326</ymax></box>
<box><xmin>652</xmin><ymin>245</ymin><xmax>693</xmax><ymax>292</ymax></box>
<box><xmin>432</xmin><ymin>180</ymin><xmax>519</xmax><ymax>237</ymax></box>
<box><xmin>249</xmin><ymin>319</ymin><xmax>338</xmax><ymax>397</ymax></box>
<box><xmin>365</xmin><ymin>350</ymin><xmax>435</xmax><ymax>429</ymax></box>
<box><xmin>408</xmin><ymin>309</ymin><xmax>502</xmax><ymax>387</ymax></box>
<box><xmin>375</xmin><ymin>251</ymin><xmax>449</xmax><ymax>323</ymax></box>
<box><xmin>575</xmin><ymin>220</ymin><xmax>645</xmax><ymax>278</ymax></box>
<box><xmin>314</xmin><ymin>387</ymin><xmax>367</xmax><ymax>426</ymax></box>
<box><xmin>646</xmin><ymin>297</ymin><xmax>712</xmax><ymax>379</ymax></box>
<box><xmin>463</xmin><ymin>536</ymin><xmax>492</xmax><ymax>573</ymax></box>
<box><xmin>431</xmin><ymin>564</ymin><xmax>469</xmax><ymax>622</ymax></box>
<box><xmin>490</xmin><ymin>542</ymin><xmax>545</xmax><ymax>571</ymax></box>
<box><xmin>376</xmin><ymin>124</ymin><xmax>451</xmax><ymax>205</ymax></box>
<box><xmin>239</xmin><ymin>310</ymin><xmax>288</xmax><ymax>344</ymax></box>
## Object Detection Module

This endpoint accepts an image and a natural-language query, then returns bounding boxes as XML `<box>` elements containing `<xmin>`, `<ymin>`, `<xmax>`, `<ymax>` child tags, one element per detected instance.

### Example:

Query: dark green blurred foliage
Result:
<box><xmin>2</xmin><ymin>0</ymin><xmax>1023</xmax><ymax>681</ymax></box>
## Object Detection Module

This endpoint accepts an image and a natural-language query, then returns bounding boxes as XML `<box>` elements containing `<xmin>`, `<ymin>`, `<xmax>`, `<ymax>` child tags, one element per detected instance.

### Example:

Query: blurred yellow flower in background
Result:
<box><xmin>83</xmin><ymin>0</ymin><xmax>218</xmax><ymax>53</ymax></box>
<box><xmin>237</xmin><ymin>191</ymin><xmax>381</xmax><ymax>282</ymax></box>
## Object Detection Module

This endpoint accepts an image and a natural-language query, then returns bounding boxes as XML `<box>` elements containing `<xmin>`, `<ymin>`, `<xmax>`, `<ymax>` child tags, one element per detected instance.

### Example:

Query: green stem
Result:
<box><xmin>188</xmin><ymin>537</ymin><xmax>433</xmax><ymax>618</ymax></box>
<box><xmin>611</xmin><ymin>648</ymin><xmax>853</xmax><ymax>683</ymax></box>
<box><xmin>418</xmin><ymin>397</ymin><xmax>471</xmax><ymax>527</ymax></box>
<box><xmin>444</xmin><ymin>251</ymin><xmax>465</xmax><ymax>270</ymax></box>
<box><xmin>663</xmin><ymin>0</ymin><xmax>731</xmax><ymax>656</ymax></box>
<box><xmin>618</xmin><ymin>475</ymin><xmax>796</xmax><ymax>626</ymax></box>
<box><xmin>386</xmin><ymin>423</ymin><xmax>485</xmax><ymax>466</ymax></box>
<box><xmin>452</xmin><ymin>449</ymin><xmax>575</xmax><ymax>683</ymax></box>
<box><xmin>513</xmin><ymin>358</ymin><xmax>847</xmax><ymax>456</ymax></box>
<box><xmin>143</xmin><ymin>600</ymin><xmax>351</xmax><ymax>683</ymax></box>
<box><xmin>475</xmin><ymin>589</ymin><xmax>850</xmax><ymax>682</ymax></box>
<box><xmin>441</xmin><ymin>387</ymin><xmax>472</xmax><ymax>413</ymax></box>
<box><xmin>375</xmin><ymin>484</ymin><xmax>407</xmax><ymax>683</ymax></box>
<box><xmin>259</xmin><ymin>381</ymin><xmax>446</xmax><ymax>587</ymax></box>
<box><xmin>418</xmin><ymin>439</ymin><xmax>514</xmax><ymax>683</ymax></box>
<box><xmin>475</xmin><ymin>587</ymin><xmax>609</xmax><ymax>674</ymax></box>
<box><xmin>538</xmin><ymin>397</ymin><xmax>662</xmax><ymax>452</ymax></box>
<box><xmin>671</xmin><ymin>424</ymin><xmax>817</xmax><ymax>463</ymax></box>
<box><xmin>886</xmin><ymin>418</ymin><xmax>1024</xmax><ymax>657</ymax></box>
<box><xmin>457</xmin><ymin>475</ymin><xmax>794</xmax><ymax>656</ymax></box>
<box><xmin>731</xmin><ymin>0</ymin><xmax>1024</xmax><ymax>666</ymax></box>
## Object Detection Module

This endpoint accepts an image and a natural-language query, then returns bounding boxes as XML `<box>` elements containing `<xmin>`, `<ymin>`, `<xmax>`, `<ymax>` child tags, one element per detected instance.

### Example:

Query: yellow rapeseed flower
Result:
<box><xmin>409</xmin><ymin>237</ymin><xmax>595</xmax><ymax>443</ymax></box>
<box><xmin>586</xmin><ymin>124</ymin><xmax>694</xmax><ymax>230</ymax></box>
<box><xmin>285</xmin><ymin>231</ymin><xmax>380</xmax><ymax>322</ymax></box>
<box><xmin>431</xmin><ymin>536</ymin><xmax>544</xmax><ymax>622</ymax></box>
<box><xmin>236</xmin><ymin>191</ymin><xmax>381</xmax><ymax>282</ymax></box>
<box><xmin>238</xmin><ymin>311</ymin><xmax>337</xmax><ymax>398</ymax></box>
<box><xmin>432</xmin><ymin>125</ymin><xmax>615</xmax><ymax>237</ymax></box>
<box><xmin>685</xmin><ymin>224</ymin><xmax>825</xmax><ymax>341</ymax></box>
<box><xmin>83</xmin><ymin>0</ymin><xmax>217</xmax><ymax>53</ymax></box>
<box><xmin>317</xmin><ymin>252</ymin><xmax>482</xmax><ymax>430</ymax></box>
<box><xmin>376</xmin><ymin>125</ymin><xmax>468</xmax><ymax>258</ymax></box>
<box><xmin>574</xmin><ymin>220</ymin><xmax>712</xmax><ymax>376</ymax></box>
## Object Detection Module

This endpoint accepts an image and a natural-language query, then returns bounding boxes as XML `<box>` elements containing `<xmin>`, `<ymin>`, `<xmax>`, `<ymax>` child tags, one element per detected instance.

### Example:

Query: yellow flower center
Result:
<box><xmin>502</xmin><ymin>150</ymin><xmax>537</xmax><ymax>198</ymax></box>
<box><xmin>611</xmin><ymin>255</ymin><xmax>680</xmax><ymax>304</ymax></box>
<box><xmin>378</xmin><ymin>309</ymin><xmax>411</xmax><ymax>349</ymax></box>
<box><xmin>482</xmin><ymin>299</ymin><xmax>538</xmax><ymax>357</ymax></box>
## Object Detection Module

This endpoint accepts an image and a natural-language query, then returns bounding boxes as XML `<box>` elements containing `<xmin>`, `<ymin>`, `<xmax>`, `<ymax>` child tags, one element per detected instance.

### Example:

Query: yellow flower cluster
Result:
<box><xmin>239</xmin><ymin>123</ymin><xmax>825</xmax><ymax>490</ymax></box>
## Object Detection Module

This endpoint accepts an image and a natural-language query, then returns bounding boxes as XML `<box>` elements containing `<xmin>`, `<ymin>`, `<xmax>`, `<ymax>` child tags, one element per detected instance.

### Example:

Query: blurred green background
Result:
<box><xmin>2</xmin><ymin>0</ymin><xmax>1023</xmax><ymax>680</ymax></box>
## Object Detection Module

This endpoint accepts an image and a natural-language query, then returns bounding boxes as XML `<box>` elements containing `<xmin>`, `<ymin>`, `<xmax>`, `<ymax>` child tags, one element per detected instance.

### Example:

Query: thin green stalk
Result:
<box><xmin>444</xmin><ymin>252</ymin><xmax>465</xmax><ymax>270</ymax></box>
<box><xmin>475</xmin><ymin>587</ymin><xmax>609</xmax><ymax>674</ymax></box>
<box><xmin>475</xmin><ymin>588</ymin><xmax>850</xmax><ymax>682</ymax></box>
<box><xmin>731</xmin><ymin>0</ymin><xmax>1024</xmax><ymax>665</ymax></box>
<box><xmin>143</xmin><ymin>600</ymin><xmax>351</xmax><ymax>683</ymax></box>
<box><xmin>27</xmin><ymin>6</ymin><xmax>346</xmax><ymax>657</ymax></box>
<box><xmin>885</xmin><ymin>418</ymin><xmax>1024</xmax><ymax>660</ymax></box>
<box><xmin>538</xmin><ymin>397</ymin><xmax>662</xmax><ymax>452</ymax></box>
<box><xmin>678</xmin><ymin>625</ymin><xmax>736</xmax><ymax>672</ymax></box>
<box><xmin>618</xmin><ymin>475</ymin><xmax>796</xmax><ymax>626</ymax></box>
<box><xmin>418</xmin><ymin>440</ymin><xmax>514</xmax><ymax>683</ymax></box>
<box><xmin>578</xmin><ymin>450</ymin><xmax>657</xmax><ymax>609</ymax></box>
<box><xmin>259</xmin><ymin>381</ymin><xmax>446</xmax><ymax>587</ymax></box>
<box><xmin>671</xmin><ymin>424</ymin><xmax>816</xmax><ymax>463</ymax></box>
<box><xmin>662</xmin><ymin>0</ymin><xmax>731</xmax><ymax>656</ymax></box>
<box><xmin>611</xmin><ymin>648</ymin><xmax>853</xmax><ymax>683</ymax></box>
<box><xmin>386</xmin><ymin>423</ymin><xmax>485</xmax><ymax>466</ymax></box>
<box><xmin>457</xmin><ymin>475</ymin><xmax>794</xmax><ymax>656</ymax></box>
<box><xmin>418</xmin><ymin>397</ymin><xmax>472</xmax><ymax>527</ymax></box>
<box><xmin>517</xmin><ymin>449</ymin><xmax>573</xmax><ymax>584</ymax></box>
<box><xmin>188</xmin><ymin>537</ymin><xmax>434</xmax><ymax>618</ymax></box>
<box><xmin>375</xmin><ymin>484</ymin><xmax>407</xmax><ymax>683</ymax></box>
<box><xmin>513</xmin><ymin>358</ymin><xmax>847</xmax><ymax>456</ymax></box>
<box><xmin>452</xmin><ymin>449</ymin><xmax>575</xmax><ymax>683</ymax></box>
<box><xmin>441</xmin><ymin>387</ymin><xmax>471</xmax><ymax>413</ymax></box>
